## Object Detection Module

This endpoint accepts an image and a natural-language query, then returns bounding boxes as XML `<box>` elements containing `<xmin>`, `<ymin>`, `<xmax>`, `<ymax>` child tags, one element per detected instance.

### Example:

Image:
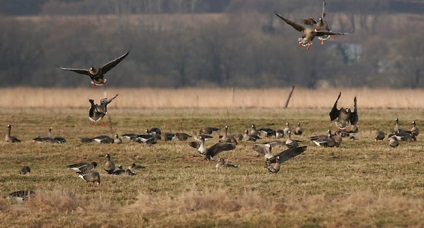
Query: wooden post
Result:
<box><xmin>284</xmin><ymin>86</ymin><xmax>295</xmax><ymax>109</ymax></box>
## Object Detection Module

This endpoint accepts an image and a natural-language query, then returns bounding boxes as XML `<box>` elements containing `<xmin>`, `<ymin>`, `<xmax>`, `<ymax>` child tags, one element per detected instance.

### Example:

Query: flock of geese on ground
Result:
<box><xmin>5</xmin><ymin>91</ymin><xmax>421</xmax><ymax>201</ymax></box>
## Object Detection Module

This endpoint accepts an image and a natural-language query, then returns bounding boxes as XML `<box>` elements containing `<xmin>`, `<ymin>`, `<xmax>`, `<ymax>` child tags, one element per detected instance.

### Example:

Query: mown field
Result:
<box><xmin>1</xmin><ymin>88</ymin><xmax>424</xmax><ymax>227</ymax></box>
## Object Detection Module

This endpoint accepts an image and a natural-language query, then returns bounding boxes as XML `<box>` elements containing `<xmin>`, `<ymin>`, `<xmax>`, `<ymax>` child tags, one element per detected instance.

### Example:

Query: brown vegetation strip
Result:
<box><xmin>1</xmin><ymin>87</ymin><xmax>424</xmax><ymax>109</ymax></box>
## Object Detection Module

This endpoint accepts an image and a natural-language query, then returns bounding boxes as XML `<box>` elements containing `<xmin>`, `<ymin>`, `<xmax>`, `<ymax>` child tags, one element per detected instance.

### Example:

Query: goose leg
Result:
<box><xmin>321</xmin><ymin>40</ymin><xmax>325</xmax><ymax>45</ymax></box>
<box><xmin>331</xmin><ymin>35</ymin><xmax>335</xmax><ymax>40</ymax></box>
<box><xmin>307</xmin><ymin>45</ymin><xmax>311</xmax><ymax>50</ymax></box>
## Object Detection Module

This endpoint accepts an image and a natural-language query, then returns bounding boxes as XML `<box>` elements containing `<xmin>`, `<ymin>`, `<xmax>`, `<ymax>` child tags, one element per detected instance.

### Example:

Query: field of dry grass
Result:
<box><xmin>1</xmin><ymin>88</ymin><xmax>424</xmax><ymax>227</ymax></box>
<box><xmin>1</xmin><ymin>87</ymin><xmax>424</xmax><ymax>109</ymax></box>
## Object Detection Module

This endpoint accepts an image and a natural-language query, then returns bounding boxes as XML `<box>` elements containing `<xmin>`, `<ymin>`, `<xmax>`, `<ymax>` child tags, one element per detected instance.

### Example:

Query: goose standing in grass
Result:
<box><xmin>88</xmin><ymin>94</ymin><xmax>119</xmax><ymax>126</ymax></box>
<box><xmin>329</xmin><ymin>92</ymin><xmax>358</xmax><ymax>129</ymax></box>
<box><xmin>191</xmin><ymin>136</ymin><xmax>236</xmax><ymax>160</ymax></box>
<box><xmin>216</xmin><ymin>158</ymin><xmax>239</xmax><ymax>169</ymax></box>
<box><xmin>79</xmin><ymin>170</ymin><xmax>101</xmax><ymax>186</ymax></box>
<box><xmin>375</xmin><ymin>131</ymin><xmax>386</xmax><ymax>141</ymax></box>
<box><xmin>7</xmin><ymin>190</ymin><xmax>35</xmax><ymax>202</ymax></box>
<box><xmin>274</xmin><ymin>12</ymin><xmax>347</xmax><ymax>50</ymax></box>
<box><xmin>57</xmin><ymin>51</ymin><xmax>129</xmax><ymax>87</ymax></box>
<box><xmin>19</xmin><ymin>166</ymin><xmax>31</xmax><ymax>175</ymax></box>
<box><xmin>104</xmin><ymin>153</ymin><xmax>116</xmax><ymax>174</ymax></box>
<box><xmin>5</xmin><ymin>124</ymin><xmax>21</xmax><ymax>143</ymax></box>
<box><xmin>219</xmin><ymin>126</ymin><xmax>238</xmax><ymax>144</ymax></box>
<box><xmin>283</xmin><ymin>122</ymin><xmax>291</xmax><ymax>136</ymax></box>
<box><xmin>250</xmin><ymin>124</ymin><xmax>259</xmax><ymax>136</ymax></box>
<box><xmin>294</xmin><ymin>122</ymin><xmax>303</xmax><ymax>135</ymax></box>
<box><xmin>411</xmin><ymin>120</ymin><xmax>419</xmax><ymax>137</ymax></box>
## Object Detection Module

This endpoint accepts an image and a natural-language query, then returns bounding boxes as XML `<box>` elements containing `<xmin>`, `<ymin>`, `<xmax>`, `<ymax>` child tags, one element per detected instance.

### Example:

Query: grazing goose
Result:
<box><xmin>19</xmin><ymin>166</ymin><xmax>31</xmax><ymax>175</ymax></box>
<box><xmin>146</xmin><ymin>127</ymin><xmax>162</xmax><ymax>136</ymax></box>
<box><xmin>112</xmin><ymin>165</ymin><xmax>125</xmax><ymax>175</ymax></box>
<box><xmin>133</xmin><ymin>134</ymin><xmax>161</xmax><ymax>144</ymax></box>
<box><xmin>199</xmin><ymin>127</ymin><xmax>220</xmax><ymax>135</ymax></box>
<box><xmin>275</xmin><ymin>129</ymin><xmax>285</xmax><ymax>138</ymax></box>
<box><xmin>67</xmin><ymin>162</ymin><xmax>98</xmax><ymax>173</ymax></box>
<box><xmin>175</xmin><ymin>132</ymin><xmax>192</xmax><ymax>141</ymax></box>
<box><xmin>266</xmin><ymin>146</ymin><xmax>308</xmax><ymax>167</ymax></box>
<box><xmin>243</xmin><ymin>130</ymin><xmax>261</xmax><ymax>142</ymax></box>
<box><xmin>310</xmin><ymin>130</ymin><xmax>336</xmax><ymax>147</ymax></box>
<box><xmin>333</xmin><ymin>131</ymin><xmax>343</xmax><ymax>147</ymax></box>
<box><xmin>389</xmin><ymin>136</ymin><xmax>399</xmax><ymax>148</ymax></box>
<box><xmin>339</xmin><ymin>125</ymin><xmax>358</xmax><ymax>138</ymax></box>
<box><xmin>259</xmin><ymin>128</ymin><xmax>276</xmax><ymax>138</ymax></box>
<box><xmin>7</xmin><ymin>190</ymin><xmax>35</xmax><ymax>202</ymax></box>
<box><xmin>392</xmin><ymin>118</ymin><xmax>407</xmax><ymax>134</ymax></box>
<box><xmin>78</xmin><ymin>170</ymin><xmax>101</xmax><ymax>186</ymax></box>
<box><xmin>131</xmin><ymin>163</ymin><xmax>146</xmax><ymax>169</ymax></box>
<box><xmin>93</xmin><ymin>135</ymin><xmax>114</xmax><ymax>144</ymax></box>
<box><xmin>302</xmin><ymin>0</ymin><xmax>333</xmax><ymax>45</ymax></box>
<box><xmin>329</xmin><ymin>92</ymin><xmax>358</xmax><ymax>129</ymax></box>
<box><xmin>125</xmin><ymin>166</ymin><xmax>136</xmax><ymax>176</ymax></box>
<box><xmin>274</xmin><ymin>12</ymin><xmax>347</xmax><ymax>50</ymax></box>
<box><xmin>88</xmin><ymin>94</ymin><xmax>119</xmax><ymax>125</ymax></box>
<box><xmin>33</xmin><ymin>127</ymin><xmax>66</xmax><ymax>144</ymax></box>
<box><xmin>388</xmin><ymin>131</ymin><xmax>416</xmax><ymax>142</ymax></box>
<box><xmin>411</xmin><ymin>120</ymin><xmax>419</xmax><ymax>137</ymax></box>
<box><xmin>193</xmin><ymin>136</ymin><xmax>236</xmax><ymax>160</ymax></box>
<box><xmin>285</xmin><ymin>130</ymin><xmax>299</xmax><ymax>148</ymax></box>
<box><xmin>294</xmin><ymin>122</ymin><xmax>303</xmax><ymax>135</ymax></box>
<box><xmin>57</xmin><ymin>51</ymin><xmax>129</xmax><ymax>87</ymax></box>
<box><xmin>5</xmin><ymin>124</ymin><xmax>21</xmax><ymax>143</ymax></box>
<box><xmin>104</xmin><ymin>153</ymin><xmax>116</xmax><ymax>174</ymax></box>
<box><xmin>375</xmin><ymin>131</ymin><xmax>386</xmax><ymax>141</ymax></box>
<box><xmin>163</xmin><ymin>132</ymin><xmax>176</xmax><ymax>141</ymax></box>
<box><xmin>216</xmin><ymin>158</ymin><xmax>239</xmax><ymax>169</ymax></box>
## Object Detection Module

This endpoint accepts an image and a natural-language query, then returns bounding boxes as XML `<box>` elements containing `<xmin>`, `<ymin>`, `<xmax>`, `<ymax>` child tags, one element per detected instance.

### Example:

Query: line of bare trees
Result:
<box><xmin>0</xmin><ymin>0</ymin><xmax>422</xmax><ymax>88</ymax></box>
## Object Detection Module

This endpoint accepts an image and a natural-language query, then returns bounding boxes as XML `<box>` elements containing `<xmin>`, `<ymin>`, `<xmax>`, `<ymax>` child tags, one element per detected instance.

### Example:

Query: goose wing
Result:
<box><xmin>316</xmin><ymin>31</ymin><xmax>348</xmax><ymax>36</ymax></box>
<box><xmin>349</xmin><ymin>96</ymin><xmax>359</xmax><ymax>125</ymax></box>
<box><xmin>329</xmin><ymin>92</ymin><xmax>341</xmax><ymax>121</ymax></box>
<box><xmin>252</xmin><ymin>144</ymin><xmax>271</xmax><ymax>156</ymax></box>
<box><xmin>272</xmin><ymin>146</ymin><xmax>307</xmax><ymax>164</ymax></box>
<box><xmin>275</xmin><ymin>13</ymin><xmax>305</xmax><ymax>32</ymax></box>
<box><xmin>100</xmin><ymin>51</ymin><xmax>129</xmax><ymax>74</ymax></box>
<box><xmin>57</xmin><ymin>65</ymin><xmax>91</xmax><ymax>76</ymax></box>
<box><xmin>205</xmin><ymin>142</ymin><xmax>236</xmax><ymax>160</ymax></box>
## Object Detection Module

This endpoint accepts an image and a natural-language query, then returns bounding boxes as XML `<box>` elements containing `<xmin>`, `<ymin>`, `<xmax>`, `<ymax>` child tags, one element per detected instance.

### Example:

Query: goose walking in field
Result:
<box><xmin>410</xmin><ymin>120</ymin><xmax>419</xmax><ymax>137</ymax></box>
<box><xmin>88</xmin><ymin>94</ymin><xmax>119</xmax><ymax>125</ymax></box>
<box><xmin>79</xmin><ymin>170</ymin><xmax>101</xmax><ymax>186</ymax></box>
<box><xmin>57</xmin><ymin>51</ymin><xmax>129</xmax><ymax>87</ymax></box>
<box><xmin>5</xmin><ymin>124</ymin><xmax>21</xmax><ymax>143</ymax></box>
<box><xmin>294</xmin><ymin>122</ymin><xmax>303</xmax><ymax>135</ymax></box>
<box><xmin>274</xmin><ymin>12</ymin><xmax>348</xmax><ymax>50</ymax></box>
<box><xmin>285</xmin><ymin>130</ymin><xmax>299</xmax><ymax>148</ymax></box>
<box><xmin>329</xmin><ymin>92</ymin><xmax>358</xmax><ymax>129</ymax></box>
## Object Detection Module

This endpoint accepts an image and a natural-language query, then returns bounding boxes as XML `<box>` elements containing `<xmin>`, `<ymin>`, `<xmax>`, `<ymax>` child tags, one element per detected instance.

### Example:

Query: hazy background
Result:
<box><xmin>0</xmin><ymin>0</ymin><xmax>423</xmax><ymax>88</ymax></box>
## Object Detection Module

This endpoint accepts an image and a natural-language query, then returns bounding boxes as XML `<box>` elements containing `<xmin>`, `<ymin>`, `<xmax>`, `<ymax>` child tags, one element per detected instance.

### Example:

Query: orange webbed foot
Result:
<box><xmin>331</xmin><ymin>35</ymin><xmax>335</xmax><ymax>40</ymax></box>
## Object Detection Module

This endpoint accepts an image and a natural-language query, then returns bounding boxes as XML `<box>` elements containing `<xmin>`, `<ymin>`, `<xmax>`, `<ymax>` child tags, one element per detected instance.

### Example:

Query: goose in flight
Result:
<box><xmin>57</xmin><ymin>51</ymin><xmax>129</xmax><ymax>87</ymax></box>
<box><xmin>329</xmin><ymin>92</ymin><xmax>358</xmax><ymax>129</ymax></box>
<box><xmin>274</xmin><ymin>12</ymin><xmax>347</xmax><ymax>50</ymax></box>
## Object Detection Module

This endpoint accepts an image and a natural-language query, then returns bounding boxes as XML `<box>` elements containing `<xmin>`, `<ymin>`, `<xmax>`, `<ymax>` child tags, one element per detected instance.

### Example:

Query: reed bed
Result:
<box><xmin>1</xmin><ymin>87</ymin><xmax>423</xmax><ymax>109</ymax></box>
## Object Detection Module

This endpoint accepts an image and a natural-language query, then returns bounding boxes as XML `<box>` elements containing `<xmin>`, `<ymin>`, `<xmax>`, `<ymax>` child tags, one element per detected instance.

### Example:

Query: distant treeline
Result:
<box><xmin>1</xmin><ymin>0</ymin><xmax>423</xmax><ymax>15</ymax></box>
<box><xmin>0</xmin><ymin>1</ymin><xmax>423</xmax><ymax>88</ymax></box>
